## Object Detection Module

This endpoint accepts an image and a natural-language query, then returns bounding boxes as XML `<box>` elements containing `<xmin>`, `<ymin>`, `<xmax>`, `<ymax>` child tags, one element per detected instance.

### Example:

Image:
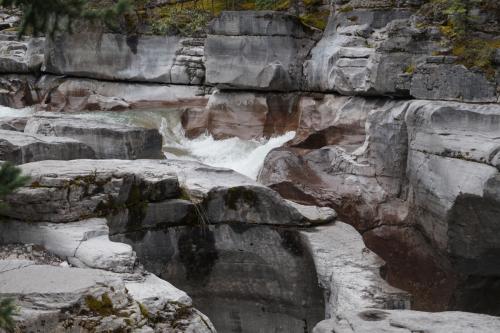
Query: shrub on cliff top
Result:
<box><xmin>418</xmin><ymin>0</ymin><xmax>500</xmax><ymax>77</ymax></box>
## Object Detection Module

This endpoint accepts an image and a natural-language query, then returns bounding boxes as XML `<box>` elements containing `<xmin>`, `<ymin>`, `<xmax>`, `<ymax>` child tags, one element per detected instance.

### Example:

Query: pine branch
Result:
<box><xmin>0</xmin><ymin>0</ymin><xmax>132</xmax><ymax>37</ymax></box>
<box><xmin>0</xmin><ymin>298</ymin><xmax>16</xmax><ymax>331</ymax></box>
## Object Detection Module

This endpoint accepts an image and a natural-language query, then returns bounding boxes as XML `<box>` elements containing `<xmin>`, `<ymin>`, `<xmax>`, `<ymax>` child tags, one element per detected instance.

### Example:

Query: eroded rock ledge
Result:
<box><xmin>1</xmin><ymin>158</ymin><xmax>410</xmax><ymax>332</ymax></box>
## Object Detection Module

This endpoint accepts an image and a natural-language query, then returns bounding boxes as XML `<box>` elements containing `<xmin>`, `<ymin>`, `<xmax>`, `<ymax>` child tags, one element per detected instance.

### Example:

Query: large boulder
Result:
<box><xmin>0</xmin><ymin>129</ymin><xmax>95</xmax><ymax>164</ymax></box>
<box><xmin>24</xmin><ymin>112</ymin><xmax>163</xmax><ymax>159</ymax></box>
<box><xmin>205</xmin><ymin>11</ymin><xmax>319</xmax><ymax>91</ymax></box>
<box><xmin>259</xmin><ymin>95</ymin><xmax>410</xmax><ymax>230</ymax></box>
<box><xmin>44</xmin><ymin>28</ymin><xmax>205</xmax><ymax>84</ymax></box>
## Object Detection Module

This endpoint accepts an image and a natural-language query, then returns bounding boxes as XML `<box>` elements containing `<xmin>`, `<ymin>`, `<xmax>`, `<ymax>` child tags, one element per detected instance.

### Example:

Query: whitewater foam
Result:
<box><xmin>0</xmin><ymin>106</ymin><xmax>34</xmax><ymax>117</ymax></box>
<box><xmin>160</xmin><ymin>117</ymin><xmax>295</xmax><ymax>179</ymax></box>
<box><xmin>73</xmin><ymin>109</ymin><xmax>295</xmax><ymax>180</ymax></box>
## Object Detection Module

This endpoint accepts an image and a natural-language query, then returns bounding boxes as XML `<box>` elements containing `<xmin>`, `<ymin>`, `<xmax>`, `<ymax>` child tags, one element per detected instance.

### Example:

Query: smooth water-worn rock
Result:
<box><xmin>0</xmin><ymin>218</ymin><xmax>135</xmax><ymax>272</ymax></box>
<box><xmin>37</xmin><ymin>75</ymin><xmax>208</xmax><ymax>112</ymax></box>
<box><xmin>0</xmin><ymin>129</ymin><xmax>95</xmax><ymax>164</ymax></box>
<box><xmin>44</xmin><ymin>30</ymin><xmax>205</xmax><ymax>85</ymax></box>
<box><xmin>259</xmin><ymin>96</ymin><xmax>410</xmax><ymax>230</ymax></box>
<box><xmin>182</xmin><ymin>90</ymin><xmax>299</xmax><ymax>139</ymax></box>
<box><xmin>259</xmin><ymin>95</ymin><xmax>500</xmax><ymax>312</ymax></box>
<box><xmin>313</xmin><ymin>309</ymin><xmax>500</xmax><ymax>333</ymax></box>
<box><xmin>300</xmin><ymin>223</ymin><xmax>411</xmax><ymax>318</ymax></box>
<box><xmin>24</xmin><ymin>113</ymin><xmax>163</xmax><ymax>159</ymax></box>
<box><xmin>303</xmin><ymin>5</ymin><xmax>419</xmax><ymax>96</ymax></box>
<box><xmin>205</xmin><ymin>11</ymin><xmax>319</xmax><ymax>91</ymax></box>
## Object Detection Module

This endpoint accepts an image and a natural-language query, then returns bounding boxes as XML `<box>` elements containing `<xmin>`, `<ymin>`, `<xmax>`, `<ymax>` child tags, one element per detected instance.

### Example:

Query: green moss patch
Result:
<box><xmin>224</xmin><ymin>187</ymin><xmax>259</xmax><ymax>210</ymax></box>
<box><xmin>300</xmin><ymin>10</ymin><xmax>329</xmax><ymax>30</ymax></box>
<box><xmin>85</xmin><ymin>293</ymin><xmax>115</xmax><ymax>316</ymax></box>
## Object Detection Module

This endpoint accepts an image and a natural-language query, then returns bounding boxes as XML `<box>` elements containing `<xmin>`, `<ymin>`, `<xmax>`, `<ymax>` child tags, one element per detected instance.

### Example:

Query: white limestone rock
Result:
<box><xmin>300</xmin><ymin>222</ymin><xmax>411</xmax><ymax>318</ymax></box>
<box><xmin>0</xmin><ymin>262</ymin><xmax>216</xmax><ymax>332</ymax></box>
<box><xmin>0</xmin><ymin>218</ymin><xmax>136</xmax><ymax>273</ymax></box>
<box><xmin>313</xmin><ymin>309</ymin><xmax>500</xmax><ymax>333</ymax></box>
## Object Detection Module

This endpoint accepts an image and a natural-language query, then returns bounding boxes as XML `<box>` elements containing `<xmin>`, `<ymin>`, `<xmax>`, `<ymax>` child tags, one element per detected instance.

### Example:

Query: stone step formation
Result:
<box><xmin>0</xmin><ymin>1</ymin><xmax>500</xmax><ymax>332</ymax></box>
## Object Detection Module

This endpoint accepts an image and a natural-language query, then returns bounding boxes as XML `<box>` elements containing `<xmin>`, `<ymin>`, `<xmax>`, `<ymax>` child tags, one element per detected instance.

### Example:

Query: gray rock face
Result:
<box><xmin>259</xmin><ymin>95</ymin><xmax>410</xmax><ymax>231</ymax></box>
<box><xmin>36</xmin><ymin>75</ymin><xmax>208</xmax><ymax>112</ymax></box>
<box><xmin>259</xmin><ymin>94</ymin><xmax>500</xmax><ymax>312</ymax></box>
<box><xmin>44</xmin><ymin>31</ymin><xmax>205</xmax><ymax>84</ymax></box>
<box><xmin>205</xmin><ymin>11</ymin><xmax>319</xmax><ymax>91</ymax></box>
<box><xmin>404</xmin><ymin>101</ymin><xmax>500</xmax><ymax>295</ymax></box>
<box><xmin>114</xmin><ymin>223</ymin><xmax>327</xmax><ymax>333</ymax></box>
<box><xmin>24</xmin><ymin>113</ymin><xmax>163</xmax><ymax>159</ymax></box>
<box><xmin>410</xmin><ymin>61</ymin><xmax>498</xmax><ymax>103</ymax></box>
<box><xmin>303</xmin><ymin>6</ymin><xmax>422</xmax><ymax>96</ymax></box>
<box><xmin>0</xmin><ymin>33</ymin><xmax>44</xmax><ymax>73</ymax></box>
<box><xmin>0</xmin><ymin>129</ymin><xmax>95</xmax><ymax>164</ymax></box>
<box><xmin>112</xmin><ymin>218</ymin><xmax>407</xmax><ymax>333</ymax></box>
<box><xmin>313</xmin><ymin>309</ymin><xmax>500</xmax><ymax>333</ymax></box>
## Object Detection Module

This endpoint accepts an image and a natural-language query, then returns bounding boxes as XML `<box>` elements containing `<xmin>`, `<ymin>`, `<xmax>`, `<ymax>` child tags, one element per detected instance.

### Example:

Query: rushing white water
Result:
<box><xmin>0</xmin><ymin>105</ymin><xmax>34</xmax><ymax>117</ymax></box>
<box><xmin>74</xmin><ymin>109</ymin><xmax>295</xmax><ymax>180</ymax></box>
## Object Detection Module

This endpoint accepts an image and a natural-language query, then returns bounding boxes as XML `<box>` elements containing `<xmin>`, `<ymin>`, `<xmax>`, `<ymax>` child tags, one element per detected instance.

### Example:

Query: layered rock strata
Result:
<box><xmin>24</xmin><ymin>113</ymin><xmax>163</xmax><ymax>159</ymax></box>
<box><xmin>1</xmin><ymin>158</ymin><xmax>411</xmax><ymax>332</ymax></box>
<box><xmin>258</xmin><ymin>95</ymin><xmax>500</xmax><ymax>313</ymax></box>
